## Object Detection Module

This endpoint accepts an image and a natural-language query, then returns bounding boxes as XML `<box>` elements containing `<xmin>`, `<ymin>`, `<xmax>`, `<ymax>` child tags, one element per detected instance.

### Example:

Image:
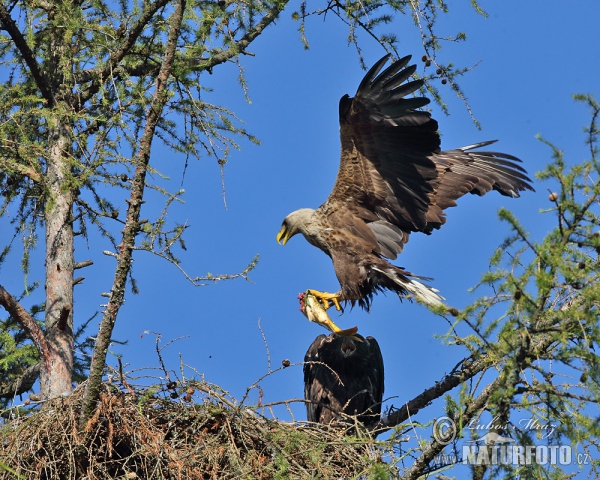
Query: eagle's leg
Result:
<box><xmin>306</xmin><ymin>289</ymin><xmax>343</xmax><ymax>311</ymax></box>
<box><xmin>299</xmin><ymin>291</ymin><xmax>360</xmax><ymax>340</ymax></box>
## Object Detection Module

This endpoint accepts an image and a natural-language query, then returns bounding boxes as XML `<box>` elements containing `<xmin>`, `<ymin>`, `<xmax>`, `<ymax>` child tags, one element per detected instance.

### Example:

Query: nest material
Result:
<box><xmin>0</xmin><ymin>382</ymin><xmax>384</xmax><ymax>479</ymax></box>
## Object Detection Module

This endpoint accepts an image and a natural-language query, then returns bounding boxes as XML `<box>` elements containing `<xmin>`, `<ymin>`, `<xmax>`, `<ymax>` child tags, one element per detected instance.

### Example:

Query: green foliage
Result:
<box><xmin>1</xmin><ymin>0</ymin><xmax>278</xmax><ymax>400</ymax></box>
<box><xmin>423</xmin><ymin>95</ymin><xmax>600</xmax><ymax>479</ymax></box>
<box><xmin>0</xmin><ymin>0</ymin><xmax>269</xmax><ymax>275</ymax></box>
<box><xmin>290</xmin><ymin>0</ymin><xmax>483</xmax><ymax>57</ymax></box>
<box><xmin>290</xmin><ymin>0</ymin><xmax>484</xmax><ymax>124</ymax></box>
<box><xmin>0</xmin><ymin>284</ymin><xmax>41</xmax><ymax>408</ymax></box>
<box><xmin>0</xmin><ymin>461</ymin><xmax>24</xmax><ymax>479</ymax></box>
<box><xmin>368</xmin><ymin>461</ymin><xmax>396</xmax><ymax>479</ymax></box>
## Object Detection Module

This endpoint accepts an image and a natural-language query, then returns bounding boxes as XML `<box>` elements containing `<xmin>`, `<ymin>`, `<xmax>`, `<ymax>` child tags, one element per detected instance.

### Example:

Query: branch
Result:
<box><xmin>76</xmin><ymin>62</ymin><xmax>161</xmax><ymax>92</ymax></box>
<box><xmin>378</xmin><ymin>318</ymin><xmax>564</xmax><ymax>433</ymax></box>
<box><xmin>376</xmin><ymin>353</ymin><xmax>490</xmax><ymax>432</ymax></box>
<box><xmin>79</xmin><ymin>0</ymin><xmax>186</xmax><ymax>429</ymax></box>
<box><xmin>193</xmin><ymin>255</ymin><xmax>259</xmax><ymax>284</ymax></box>
<box><xmin>403</xmin><ymin>375</ymin><xmax>501</xmax><ymax>480</ymax></box>
<box><xmin>104</xmin><ymin>0</ymin><xmax>170</xmax><ymax>72</ymax></box>
<box><xmin>0</xmin><ymin>4</ymin><xmax>55</xmax><ymax>106</ymax></box>
<box><xmin>0</xmin><ymin>285</ymin><xmax>50</xmax><ymax>376</ymax></box>
<box><xmin>74</xmin><ymin>260</ymin><xmax>94</xmax><ymax>269</ymax></box>
<box><xmin>193</xmin><ymin>2</ymin><xmax>285</xmax><ymax>73</ymax></box>
<box><xmin>0</xmin><ymin>363</ymin><xmax>40</xmax><ymax>399</ymax></box>
<box><xmin>0</xmin><ymin>158</ymin><xmax>41</xmax><ymax>183</ymax></box>
<box><xmin>78</xmin><ymin>0</ymin><xmax>171</xmax><ymax>104</ymax></box>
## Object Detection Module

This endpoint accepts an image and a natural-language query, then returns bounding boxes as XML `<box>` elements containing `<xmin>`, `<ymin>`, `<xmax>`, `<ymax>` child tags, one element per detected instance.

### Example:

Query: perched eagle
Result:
<box><xmin>304</xmin><ymin>333</ymin><xmax>384</xmax><ymax>427</ymax></box>
<box><xmin>277</xmin><ymin>54</ymin><xmax>534</xmax><ymax>313</ymax></box>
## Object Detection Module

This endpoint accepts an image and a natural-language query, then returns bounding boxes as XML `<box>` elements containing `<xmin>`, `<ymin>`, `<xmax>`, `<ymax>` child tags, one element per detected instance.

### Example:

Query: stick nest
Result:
<box><xmin>0</xmin><ymin>381</ymin><xmax>384</xmax><ymax>479</ymax></box>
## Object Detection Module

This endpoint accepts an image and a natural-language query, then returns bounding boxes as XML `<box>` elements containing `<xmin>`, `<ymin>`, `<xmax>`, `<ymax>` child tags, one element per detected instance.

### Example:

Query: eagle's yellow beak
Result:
<box><xmin>276</xmin><ymin>225</ymin><xmax>289</xmax><ymax>245</ymax></box>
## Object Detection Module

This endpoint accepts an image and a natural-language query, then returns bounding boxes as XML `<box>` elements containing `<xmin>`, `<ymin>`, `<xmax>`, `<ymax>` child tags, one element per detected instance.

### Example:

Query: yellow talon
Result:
<box><xmin>306</xmin><ymin>289</ymin><xmax>343</xmax><ymax>311</ymax></box>
<box><xmin>299</xmin><ymin>291</ymin><xmax>361</xmax><ymax>341</ymax></box>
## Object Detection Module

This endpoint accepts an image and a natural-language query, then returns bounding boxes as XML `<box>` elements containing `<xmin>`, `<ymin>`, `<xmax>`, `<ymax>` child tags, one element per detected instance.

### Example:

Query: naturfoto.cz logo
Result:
<box><xmin>432</xmin><ymin>416</ymin><xmax>592</xmax><ymax>467</ymax></box>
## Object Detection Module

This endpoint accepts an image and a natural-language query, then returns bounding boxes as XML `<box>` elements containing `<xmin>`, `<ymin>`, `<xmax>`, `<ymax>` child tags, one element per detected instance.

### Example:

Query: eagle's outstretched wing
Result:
<box><xmin>318</xmin><ymin>54</ymin><xmax>534</xmax><ymax>260</ymax></box>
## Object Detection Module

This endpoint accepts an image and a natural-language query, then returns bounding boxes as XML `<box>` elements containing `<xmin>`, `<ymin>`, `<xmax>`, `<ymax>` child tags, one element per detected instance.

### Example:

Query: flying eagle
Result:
<box><xmin>277</xmin><ymin>54</ymin><xmax>534</xmax><ymax>316</ymax></box>
<box><xmin>304</xmin><ymin>333</ymin><xmax>384</xmax><ymax>427</ymax></box>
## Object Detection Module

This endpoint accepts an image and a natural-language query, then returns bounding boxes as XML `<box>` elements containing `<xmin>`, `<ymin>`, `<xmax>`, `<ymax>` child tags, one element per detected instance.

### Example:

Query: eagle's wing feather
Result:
<box><xmin>318</xmin><ymin>54</ymin><xmax>534</xmax><ymax>258</ymax></box>
<box><xmin>365</xmin><ymin>336</ymin><xmax>384</xmax><ymax>412</ymax></box>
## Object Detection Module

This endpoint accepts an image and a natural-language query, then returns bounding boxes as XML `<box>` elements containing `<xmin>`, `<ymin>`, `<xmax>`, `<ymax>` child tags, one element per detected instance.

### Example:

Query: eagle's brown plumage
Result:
<box><xmin>277</xmin><ymin>54</ymin><xmax>534</xmax><ymax>310</ymax></box>
<box><xmin>304</xmin><ymin>333</ymin><xmax>384</xmax><ymax>427</ymax></box>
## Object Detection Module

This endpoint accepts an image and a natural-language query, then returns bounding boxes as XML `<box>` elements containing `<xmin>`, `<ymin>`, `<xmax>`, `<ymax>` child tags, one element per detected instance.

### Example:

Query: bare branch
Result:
<box><xmin>377</xmin><ymin>353</ymin><xmax>488</xmax><ymax>432</ymax></box>
<box><xmin>74</xmin><ymin>260</ymin><xmax>94</xmax><ymax>269</ymax></box>
<box><xmin>194</xmin><ymin>255</ymin><xmax>259</xmax><ymax>284</ymax></box>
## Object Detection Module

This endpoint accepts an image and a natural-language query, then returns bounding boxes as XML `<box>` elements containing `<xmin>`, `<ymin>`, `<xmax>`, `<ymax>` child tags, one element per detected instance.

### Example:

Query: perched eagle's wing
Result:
<box><xmin>318</xmin><ymin>54</ymin><xmax>534</xmax><ymax>259</ymax></box>
<box><xmin>304</xmin><ymin>334</ymin><xmax>329</xmax><ymax>424</ymax></box>
<box><xmin>365</xmin><ymin>335</ymin><xmax>384</xmax><ymax>417</ymax></box>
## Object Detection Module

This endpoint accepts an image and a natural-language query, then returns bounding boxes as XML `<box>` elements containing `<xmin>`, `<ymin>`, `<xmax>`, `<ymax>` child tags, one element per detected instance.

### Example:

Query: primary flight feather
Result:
<box><xmin>277</xmin><ymin>54</ymin><xmax>534</xmax><ymax>314</ymax></box>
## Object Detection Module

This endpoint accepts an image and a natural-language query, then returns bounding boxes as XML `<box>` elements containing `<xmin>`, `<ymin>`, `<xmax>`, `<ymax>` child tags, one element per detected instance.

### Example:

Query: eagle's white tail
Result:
<box><xmin>373</xmin><ymin>267</ymin><xmax>445</xmax><ymax>307</ymax></box>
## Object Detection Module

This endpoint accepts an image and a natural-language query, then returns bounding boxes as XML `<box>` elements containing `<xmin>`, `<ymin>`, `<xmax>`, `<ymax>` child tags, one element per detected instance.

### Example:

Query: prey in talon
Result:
<box><xmin>299</xmin><ymin>292</ymin><xmax>361</xmax><ymax>342</ymax></box>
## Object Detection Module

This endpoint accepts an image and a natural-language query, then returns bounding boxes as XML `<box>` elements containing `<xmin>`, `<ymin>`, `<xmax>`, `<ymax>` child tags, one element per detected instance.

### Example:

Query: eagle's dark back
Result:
<box><xmin>304</xmin><ymin>333</ymin><xmax>384</xmax><ymax>427</ymax></box>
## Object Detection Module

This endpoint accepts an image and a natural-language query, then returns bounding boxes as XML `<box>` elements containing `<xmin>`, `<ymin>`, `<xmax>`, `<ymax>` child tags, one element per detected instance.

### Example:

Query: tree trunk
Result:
<box><xmin>42</xmin><ymin>122</ymin><xmax>74</xmax><ymax>399</ymax></box>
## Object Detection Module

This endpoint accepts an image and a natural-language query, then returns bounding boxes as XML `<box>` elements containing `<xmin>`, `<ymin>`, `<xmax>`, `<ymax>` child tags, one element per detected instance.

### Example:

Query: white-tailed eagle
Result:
<box><xmin>277</xmin><ymin>54</ymin><xmax>533</xmax><ymax>318</ymax></box>
<box><xmin>304</xmin><ymin>333</ymin><xmax>384</xmax><ymax>427</ymax></box>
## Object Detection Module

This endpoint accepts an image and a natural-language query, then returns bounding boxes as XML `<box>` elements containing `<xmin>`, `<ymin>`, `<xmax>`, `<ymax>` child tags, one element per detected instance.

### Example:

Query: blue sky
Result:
<box><xmin>3</xmin><ymin>0</ymin><xmax>600</xmax><ymax>466</ymax></box>
<box><xmin>142</xmin><ymin>0</ymin><xmax>598</xmax><ymax>411</ymax></box>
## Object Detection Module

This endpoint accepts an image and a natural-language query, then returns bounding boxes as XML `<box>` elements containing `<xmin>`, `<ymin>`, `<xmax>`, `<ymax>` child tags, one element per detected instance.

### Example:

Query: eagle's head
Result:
<box><xmin>276</xmin><ymin>208</ymin><xmax>315</xmax><ymax>245</ymax></box>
